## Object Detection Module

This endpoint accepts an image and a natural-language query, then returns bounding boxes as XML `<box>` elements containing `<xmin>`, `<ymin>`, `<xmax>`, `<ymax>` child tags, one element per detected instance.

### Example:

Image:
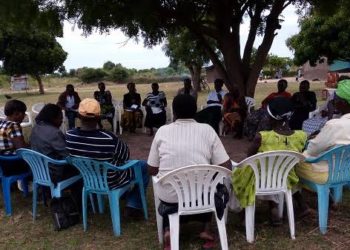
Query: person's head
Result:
<box><xmin>98</xmin><ymin>82</ymin><xmax>106</xmax><ymax>92</ymax></box>
<box><xmin>36</xmin><ymin>104</ymin><xmax>63</xmax><ymax>128</ymax></box>
<box><xmin>127</xmin><ymin>82</ymin><xmax>136</xmax><ymax>93</ymax></box>
<box><xmin>299</xmin><ymin>80</ymin><xmax>310</xmax><ymax>92</ymax></box>
<box><xmin>4</xmin><ymin>99</ymin><xmax>27</xmax><ymax>123</ymax></box>
<box><xmin>183</xmin><ymin>78</ymin><xmax>192</xmax><ymax>90</ymax></box>
<box><xmin>172</xmin><ymin>94</ymin><xmax>197</xmax><ymax>120</ymax></box>
<box><xmin>277</xmin><ymin>79</ymin><xmax>288</xmax><ymax>93</ymax></box>
<box><xmin>78</xmin><ymin>98</ymin><xmax>101</xmax><ymax>127</ymax></box>
<box><xmin>214</xmin><ymin>78</ymin><xmax>224</xmax><ymax>92</ymax></box>
<box><xmin>66</xmin><ymin>84</ymin><xmax>75</xmax><ymax>95</ymax></box>
<box><xmin>334</xmin><ymin>79</ymin><xmax>350</xmax><ymax>114</ymax></box>
<box><xmin>267</xmin><ymin>97</ymin><xmax>293</xmax><ymax>127</ymax></box>
<box><xmin>151</xmin><ymin>82</ymin><xmax>159</xmax><ymax>92</ymax></box>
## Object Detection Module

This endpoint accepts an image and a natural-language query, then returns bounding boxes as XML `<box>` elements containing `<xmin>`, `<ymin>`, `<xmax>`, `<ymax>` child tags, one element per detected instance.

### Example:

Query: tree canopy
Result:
<box><xmin>287</xmin><ymin>4</ymin><xmax>350</xmax><ymax>66</ymax></box>
<box><xmin>163</xmin><ymin>29</ymin><xmax>211</xmax><ymax>91</ymax></box>
<box><xmin>56</xmin><ymin>0</ymin><xmax>308</xmax><ymax>96</ymax></box>
<box><xmin>0</xmin><ymin>29</ymin><xmax>67</xmax><ymax>94</ymax></box>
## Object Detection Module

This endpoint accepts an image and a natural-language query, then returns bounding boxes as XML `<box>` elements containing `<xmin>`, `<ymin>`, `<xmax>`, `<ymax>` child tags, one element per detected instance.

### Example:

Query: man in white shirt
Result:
<box><xmin>296</xmin><ymin>79</ymin><xmax>350</xmax><ymax>183</ymax></box>
<box><xmin>147</xmin><ymin>94</ymin><xmax>232</xmax><ymax>249</ymax></box>
<box><xmin>195</xmin><ymin>78</ymin><xmax>227</xmax><ymax>134</ymax></box>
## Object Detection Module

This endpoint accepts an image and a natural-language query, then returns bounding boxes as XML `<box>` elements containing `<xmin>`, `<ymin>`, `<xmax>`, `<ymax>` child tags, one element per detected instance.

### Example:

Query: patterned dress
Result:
<box><xmin>232</xmin><ymin>130</ymin><xmax>307</xmax><ymax>207</ymax></box>
<box><xmin>144</xmin><ymin>91</ymin><xmax>167</xmax><ymax>129</ymax></box>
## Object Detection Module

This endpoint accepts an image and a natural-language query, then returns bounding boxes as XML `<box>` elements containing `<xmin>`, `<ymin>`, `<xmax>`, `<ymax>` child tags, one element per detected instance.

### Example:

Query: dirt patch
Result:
<box><xmin>121</xmin><ymin>131</ymin><xmax>252</xmax><ymax>163</ymax></box>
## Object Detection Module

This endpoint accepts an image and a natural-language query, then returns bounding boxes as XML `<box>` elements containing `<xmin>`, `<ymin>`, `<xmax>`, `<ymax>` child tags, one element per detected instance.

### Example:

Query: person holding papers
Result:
<box><xmin>121</xmin><ymin>82</ymin><xmax>143</xmax><ymax>133</ymax></box>
<box><xmin>142</xmin><ymin>82</ymin><xmax>167</xmax><ymax>136</ymax></box>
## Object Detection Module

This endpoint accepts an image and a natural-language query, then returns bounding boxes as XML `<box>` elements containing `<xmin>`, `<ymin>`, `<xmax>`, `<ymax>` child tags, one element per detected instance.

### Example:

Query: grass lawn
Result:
<box><xmin>0</xmin><ymin>77</ymin><xmax>347</xmax><ymax>249</ymax></box>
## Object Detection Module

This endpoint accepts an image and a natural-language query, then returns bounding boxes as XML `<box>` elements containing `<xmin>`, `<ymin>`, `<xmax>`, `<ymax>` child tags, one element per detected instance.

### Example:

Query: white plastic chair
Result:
<box><xmin>153</xmin><ymin>165</ymin><xmax>232</xmax><ymax>250</ymax></box>
<box><xmin>0</xmin><ymin>107</ymin><xmax>33</xmax><ymax>128</ymax></box>
<box><xmin>112</xmin><ymin>99</ymin><xmax>122</xmax><ymax>135</ymax></box>
<box><xmin>234</xmin><ymin>150</ymin><xmax>304</xmax><ymax>243</ymax></box>
<box><xmin>245</xmin><ymin>97</ymin><xmax>256</xmax><ymax>114</ymax></box>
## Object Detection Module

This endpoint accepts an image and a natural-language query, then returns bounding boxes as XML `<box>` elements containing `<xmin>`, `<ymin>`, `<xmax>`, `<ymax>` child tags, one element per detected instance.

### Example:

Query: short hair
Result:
<box><xmin>173</xmin><ymin>94</ymin><xmax>197</xmax><ymax>119</ymax></box>
<box><xmin>4</xmin><ymin>100</ymin><xmax>27</xmax><ymax>116</ymax></box>
<box><xmin>300</xmin><ymin>80</ymin><xmax>310</xmax><ymax>87</ymax></box>
<box><xmin>184</xmin><ymin>78</ymin><xmax>191</xmax><ymax>85</ymax></box>
<box><xmin>277</xmin><ymin>79</ymin><xmax>288</xmax><ymax>88</ymax></box>
<box><xmin>35</xmin><ymin>104</ymin><xmax>62</xmax><ymax>125</ymax></box>
<box><xmin>214</xmin><ymin>78</ymin><xmax>224</xmax><ymax>86</ymax></box>
<box><xmin>66</xmin><ymin>84</ymin><xmax>74</xmax><ymax>90</ymax></box>
<box><xmin>127</xmin><ymin>82</ymin><xmax>135</xmax><ymax>89</ymax></box>
<box><xmin>151</xmin><ymin>82</ymin><xmax>159</xmax><ymax>87</ymax></box>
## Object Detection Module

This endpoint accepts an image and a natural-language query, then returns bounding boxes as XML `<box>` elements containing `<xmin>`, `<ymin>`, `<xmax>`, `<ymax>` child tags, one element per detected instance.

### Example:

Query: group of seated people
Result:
<box><xmin>1</xmin><ymin>77</ymin><xmax>350</xmax><ymax>249</ymax></box>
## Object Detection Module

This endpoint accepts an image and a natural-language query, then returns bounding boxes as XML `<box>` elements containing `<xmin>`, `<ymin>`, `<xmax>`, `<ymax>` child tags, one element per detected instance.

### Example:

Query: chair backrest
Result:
<box><xmin>67</xmin><ymin>156</ymin><xmax>138</xmax><ymax>192</ymax></box>
<box><xmin>154</xmin><ymin>165</ymin><xmax>232</xmax><ymax>215</ymax></box>
<box><xmin>31</xmin><ymin>103</ymin><xmax>45</xmax><ymax>114</ymax></box>
<box><xmin>245</xmin><ymin>97</ymin><xmax>256</xmax><ymax>114</ymax></box>
<box><xmin>306</xmin><ymin>145</ymin><xmax>350</xmax><ymax>185</ymax></box>
<box><xmin>236</xmin><ymin>151</ymin><xmax>304</xmax><ymax>194</ymax></box>
<box><xmin>17</xmin><ymin>149</ymin><xmax>66</xmax><ymax>187</ymax></box>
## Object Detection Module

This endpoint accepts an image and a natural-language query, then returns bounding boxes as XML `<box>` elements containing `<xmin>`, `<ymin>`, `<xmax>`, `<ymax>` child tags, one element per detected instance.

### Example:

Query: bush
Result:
<box><xmin>107</xmin><ymin>67</ymin><xmax>129</xmax><ymax>82</ymax></box>
<box><xmin>77</xmin><ymin>68</ymin><xmax>107</xmax><ymax>83</ymax></box>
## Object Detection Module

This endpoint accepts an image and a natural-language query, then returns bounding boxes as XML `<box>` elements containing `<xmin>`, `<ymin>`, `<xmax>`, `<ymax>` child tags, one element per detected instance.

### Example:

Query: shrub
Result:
<box><xmin>77</xmin><ymin>68</ymin><xmax>107</xmax><ymax>83</ymax></box>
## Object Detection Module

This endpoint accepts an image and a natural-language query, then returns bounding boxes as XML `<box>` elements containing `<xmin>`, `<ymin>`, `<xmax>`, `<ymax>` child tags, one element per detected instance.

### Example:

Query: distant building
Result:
<box><xmin>302</xmin><ymin>59</ymin><xmax>329</xmax><ymax>81</ymax></box>
<box><xmin>10</xmin><ymin>75</ymin><xmax>28</xmax><ymax>91</ymax></box>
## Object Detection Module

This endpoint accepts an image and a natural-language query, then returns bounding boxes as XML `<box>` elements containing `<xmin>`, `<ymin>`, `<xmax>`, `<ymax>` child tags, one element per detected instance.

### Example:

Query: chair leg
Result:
<box><xmin>278</xmin><ymin>193</ymin><xmax>284</xmax><ymax>219</ymax></box>
<box><xmin>32</xmin><ymin>183</ymin><xmax>38</xmax><ymax>220</ymax></box>
<box><xmin>82</xmin><ymin>189</ymin><xmax>88</xmax><ymax>231</ymax></box>
<box><xmin>21</xmin><ymin>178</ymin><xmax>29</xmax><ymax>197</ymax></box>
<box><xmin>317</xmin><ymin>186</ymin><xmax>330</xmax><ymax>234</ymax></box>
<box><xmin>2</xmin><ymin>178</ymin><xmax>12</xmax><ymax>216</ymax></box>
<box><xmin>108</xmin><ymin>193</ymin><xmax>122</xmax><ymax>236</ymax></box>
<box><xmin>97</xmin><ymin>194</ymin><xmax>105</xmax><ymax>214</ymax></box>
<box><xmin>285</xmin><ymin>190</ymin><xmax>295</xmax><ymax>239</ymax></box>
<box><xmin>245</xmin><ymin>204</ymin><xmax>255</xmax><ymax>243</ymax></box>
<box><xmin>154</xmin><ymin>196</ymin><xmax>163</xmax><ymax>244</ymax></box>
<box><xmin>215</xmin><ymin>212</ymin><xmax>229</xmax><ymax>250</ymax></box>
<box><xmin>169</xmin><ymin>213</ymin><xmax>180</xmax><ymax>250</ymax></box>
<box><xmin>137</xmin><ymin>182</ymin><xmax>148</xmax><ymax>220</ymax></box>
<box><xmin>331</xmin><ymin>186</ymin><xmax>343</xmax><ymax>204</ymax></box>
<box><xmin>89</xmin><ymin>194</ymin><xmax>96</xmax><ymax>214</ymax></box>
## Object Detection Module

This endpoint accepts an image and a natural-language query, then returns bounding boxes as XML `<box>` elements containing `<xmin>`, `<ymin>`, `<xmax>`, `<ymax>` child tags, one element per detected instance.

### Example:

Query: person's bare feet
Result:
<box><xmin>199</xmin><ymin>231</ymin><xmax>215</xmax><ymax>241</ymax></box>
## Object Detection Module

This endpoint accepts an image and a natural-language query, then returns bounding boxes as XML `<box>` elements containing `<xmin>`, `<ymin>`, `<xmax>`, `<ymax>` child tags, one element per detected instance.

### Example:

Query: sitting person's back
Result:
<box><xmin>147</xmin><ymin>94</ymin><xmax>232</xmax><ymax>248</ymax></box>
<box><xmin>261</xmin><ymin>79</ymin><xmax>291</xmax><ymax>109</ymax></box>
<box><xmin>66</xmin><ymin>98</ymin><xmax>148</xmax><ymax>211</ymax></box>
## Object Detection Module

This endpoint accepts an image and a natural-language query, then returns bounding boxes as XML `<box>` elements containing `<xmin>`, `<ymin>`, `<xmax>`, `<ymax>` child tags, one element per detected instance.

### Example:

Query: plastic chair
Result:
<box><xmin>153</xmin><ymin>165</ymin><xmax>232</xmax><ymax>250</ymax></box>
<box><xmin>16</xmin><ymin>149</ymin><xmax>82</xmax><ymax>220</ymax></box>
<box><xmin>67</xmin><ymin>157</ymin><xmax>148</xmax><ymax>236</ymax></box>
<box><xmin>245</xmin><ymin>97</ymin><xmax>256</xmax><ymax>114</ymax></box>
<box><xmin>112</xmin><ymin>99</ymin><xmax>121</xmax><ymax>135</ymax></box>
<box><xmin>300</xmin><ymin>144</ymin><xmax>350</xmax><ymax>234</ymax></box>
<box><xmin>0</xmin><ymin>155</ymin><xmax>31</xmax><ymax>215</ymax></box>
<box><xmin>235</xmin><ymin>150</ymin><xmax>304</xmax><ymax>243</ymax></box>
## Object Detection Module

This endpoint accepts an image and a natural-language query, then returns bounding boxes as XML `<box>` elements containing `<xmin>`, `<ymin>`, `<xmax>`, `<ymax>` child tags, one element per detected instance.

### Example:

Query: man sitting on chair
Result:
<box><xmin>147</xmin><ymin>94</ymin><xmax>232</xmax><ymax>249</ymax></box>
<box><xmin>66</xmin><ymin>98</ymin><xmax>149</xmax><ymax>215</ymax></box>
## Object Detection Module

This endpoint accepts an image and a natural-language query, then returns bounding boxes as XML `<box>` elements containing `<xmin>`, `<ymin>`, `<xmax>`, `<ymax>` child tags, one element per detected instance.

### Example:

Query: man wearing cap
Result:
<box><xmin>66</xmin><ymin>98</ymin><xmax>149</xmax><ymax>213</ymax></box>
<box><xmin>296</xmin><ymin>79</ymin><xmax>350</xmax><ymax>183</ymax></box>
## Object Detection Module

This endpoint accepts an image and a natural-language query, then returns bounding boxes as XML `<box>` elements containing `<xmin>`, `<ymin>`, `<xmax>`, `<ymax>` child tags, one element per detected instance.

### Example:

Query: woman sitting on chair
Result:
<box><xmin>232</xmin><ymin>97</ymin><xmax>308</xmax><ymax>224</ymax></box>
<box><xmin>142</xmin><ymin>82</ymin><xmax>167</xmax><ymax>136</ymax></box>
<box><xmin>222</xmin><ymin>87</ymin><xmax>247</xmax><ymax>138</ymax></box>
<box><xmin>121</xmin><ymin>82</ymin><xmax>143</xmax><ymax>133</ymax></box>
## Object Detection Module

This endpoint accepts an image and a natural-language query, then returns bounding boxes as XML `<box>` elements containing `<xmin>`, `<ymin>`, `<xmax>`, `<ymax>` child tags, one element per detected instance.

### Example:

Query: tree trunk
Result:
<box><xmin>34</xmin><ymin>74</ymin><xmax>45</xmax><ymax>94</ymax></box>
<box><xmin>188</xmin><ymin>64</ymin><xmax>202</xmax><ymax>92</ymax></box>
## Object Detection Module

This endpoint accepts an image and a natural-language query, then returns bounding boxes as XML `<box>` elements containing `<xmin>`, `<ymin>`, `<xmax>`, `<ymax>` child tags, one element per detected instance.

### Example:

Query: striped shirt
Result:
<box><xmin>66</xmin><ymin>128</ymin><xmax>132</xmax><ymax>189</ymax></box>
<box><xmin>144</xmin><ymin>91</ymin><xmax>166</xmax><ymax>109</ymax></box>
<box><xmin>0</xmin><ymin>119</ymin><xmax>23</xmax><ymax>155</ymax></box>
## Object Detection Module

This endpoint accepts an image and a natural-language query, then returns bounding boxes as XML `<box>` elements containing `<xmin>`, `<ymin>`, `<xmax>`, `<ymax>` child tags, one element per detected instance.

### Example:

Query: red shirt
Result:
<box><xmin>261</xmin><ymin>91</ymin><xmax>291</xmax><ymax>108</ymax></box>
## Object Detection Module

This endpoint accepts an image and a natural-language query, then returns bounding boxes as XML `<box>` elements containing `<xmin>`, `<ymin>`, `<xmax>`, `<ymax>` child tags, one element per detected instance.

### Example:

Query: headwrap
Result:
<box><xmin>267</xmin><ymin>97</ymin><xmax>293</xmax><ymax>121</ymax></box>
<box><xmin>336</xmin><ymin>79</ymin><xmax>350</xmax><ymax>104</ymax></box>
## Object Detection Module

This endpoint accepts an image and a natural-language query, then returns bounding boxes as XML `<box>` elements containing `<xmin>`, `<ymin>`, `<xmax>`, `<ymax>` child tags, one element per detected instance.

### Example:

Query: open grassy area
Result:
<box><xmin>0</xmin><ymin>77</ymin><xmax>342</xmax><ymax>249</ymax></box>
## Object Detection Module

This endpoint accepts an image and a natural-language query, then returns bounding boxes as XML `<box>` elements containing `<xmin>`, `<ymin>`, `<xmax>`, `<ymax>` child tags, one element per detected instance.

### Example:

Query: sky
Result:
<box><xmin>56</xmin><ymin>5</ymin><xmax>300</xmax><ymax>71</ymax></box>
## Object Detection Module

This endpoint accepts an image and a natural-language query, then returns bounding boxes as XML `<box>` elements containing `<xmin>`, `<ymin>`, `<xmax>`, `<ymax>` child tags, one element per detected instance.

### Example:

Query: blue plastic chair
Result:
<box><xmin>0</xmin><ymin>155</ymin><xmax>31</xmax><ymax>215</ymax></box>
<box><xmin>16</xmin><ymin>149</ymin><xmax>82</xmax><ymax>220</ymax></box>
<box><xmin>300</xmin><ymin>144</ymin><xmax>350</xmax><ymax>234</ymax></box>
<box><xmin>67</xmin><ymin>156</ymin><xmax>148</xmax><ymax>236</ymax></box>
